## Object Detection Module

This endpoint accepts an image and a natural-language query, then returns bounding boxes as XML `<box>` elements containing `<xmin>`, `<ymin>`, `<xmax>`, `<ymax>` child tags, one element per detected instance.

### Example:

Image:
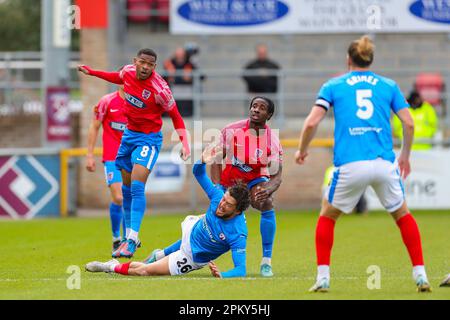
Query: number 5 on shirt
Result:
<box><xmin>356</xmin><ymin>89</ymin><xmax>374</xmax><ymax>120</ymax></box>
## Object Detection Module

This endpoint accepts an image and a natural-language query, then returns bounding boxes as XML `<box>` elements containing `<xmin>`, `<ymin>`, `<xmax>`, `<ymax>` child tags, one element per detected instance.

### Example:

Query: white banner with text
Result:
<box><xmin>367</xmin><ymin>149</ymin><xmax>450</xmax><ymax>210</ymax></box>
<box><xmin>171</xmin><ymin>0</ymin><xmax>450</xmax><ymax>34</ymax></box>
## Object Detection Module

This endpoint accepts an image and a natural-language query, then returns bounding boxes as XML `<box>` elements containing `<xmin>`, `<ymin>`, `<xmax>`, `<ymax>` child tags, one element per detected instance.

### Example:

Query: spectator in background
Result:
<box><xmin>393</xmin><ymin>90</ymin><xmax>438</xmax><ymax>150</ymax></box>
<box><xmin>163</xmin><ymin>47</ymin><xmax>196</xmax><ymax>117</ymax></box>
<box><xmin>243</xmin><ymin>44</ymin><xmax>280</xmax><ymax>95</ymax></box>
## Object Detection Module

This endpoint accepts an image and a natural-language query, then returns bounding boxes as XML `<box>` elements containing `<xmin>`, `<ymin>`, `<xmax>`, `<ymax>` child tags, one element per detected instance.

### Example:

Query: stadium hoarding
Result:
<box><xmin>0</xmin><ymin>149</ymin><xmax>60</xmax><ymax>219</ymax></box>
<box><xmin>170</xmin><ymin>0</ymin><xmax>450</xmax><ymax>34</ymax></box>
<box><xmin>366</xmin><ymin>149</ymin><xmax>450</xmax><ymax>210</ymax></box>
<box><xmin>145</xmin><ymin>153</ymin><xmax>187</xmax><ymax>194</ymax></box>
<box><xmin>46</xmin><ymin>87</ymin><xmax>71</xmax><ymax>143</ymax></box>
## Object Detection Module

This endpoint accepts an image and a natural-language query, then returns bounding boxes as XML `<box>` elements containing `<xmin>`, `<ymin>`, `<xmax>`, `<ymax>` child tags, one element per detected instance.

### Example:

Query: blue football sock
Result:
<box><xmin>130</xmin><ymin>180</ymin><xmax>146</xmax><ymax>234</ymax></box>
<box><xmin>163</xmin><ymin>239</ymin><xmax>182</xmax><ymax>256</ymax></box>
<box><xmin>122</xmin><ymin>184</ymin><xmax>132</xmax><ymax>234</ymax></box>
<box><xmin>109</xmin><ymin>202</ymin><xmax>123</xmax><ymax>239</ymax></box>
<box><xmin>260</xmin><ymin>210</ymin><xmax>276</xmax><ymax>259</ymax></box>
<box><xmin>121</xmin><ymin>213</ymin><xmax>126</xmax><ymax>239</ymax></box>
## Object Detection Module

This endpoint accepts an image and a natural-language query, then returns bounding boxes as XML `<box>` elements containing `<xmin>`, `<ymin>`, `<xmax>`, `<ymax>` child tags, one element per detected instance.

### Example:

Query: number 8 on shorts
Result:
<box><xmin>132</xmin><ymin>145</ymin><xmax>159</xmax><ymax>171</ymax></box>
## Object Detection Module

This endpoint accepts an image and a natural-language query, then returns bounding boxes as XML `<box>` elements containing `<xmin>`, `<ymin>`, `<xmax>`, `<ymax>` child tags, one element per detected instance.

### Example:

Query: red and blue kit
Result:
<box><xmin>118</xmin><ymin>64</ymin><xmax>176</xmax><ymax>134</ymax></box>
<box><xmin>94</xmin><ymin>91</ymin><xmax>126</xmax><ymax>186</ymax></box>
<box><xmin>94</xmin><ymin>91</ymin><xmax>127</xmax><ymax>162</ymax></box>
<box><xmin>84</xmin><ymin>64</ymin><xmax>189</xmax><ymax>172</ymax></box>
<box><xmin>220</xmin><ymin>119</ymin><xmax>283</xmax><ymax>189</ymax></box>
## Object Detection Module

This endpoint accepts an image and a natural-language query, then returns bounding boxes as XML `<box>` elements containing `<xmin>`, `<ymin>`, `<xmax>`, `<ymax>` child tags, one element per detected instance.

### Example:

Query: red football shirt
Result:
<box><xmin>119</xmin><ymin>64</ymin><xmax>175</xmax><ymax>134</ymax></box>
<box><xmin>220</xmin><ymin>119</ymin><xmax>283</xmax><ymax>188</ymax></box>
<box><xmin>94</xmin><ymin>91</ymin><xmax>127</xmax><ymax>162</ymax></box>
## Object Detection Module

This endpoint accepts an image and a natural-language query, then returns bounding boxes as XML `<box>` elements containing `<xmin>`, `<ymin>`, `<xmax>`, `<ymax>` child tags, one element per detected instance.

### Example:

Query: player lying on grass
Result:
<box><xmin>86</xmin><ymin>145</ymin><xmax>251</xmax><ymax>278</ymax></box>
<box><xmin>211</xmin><ymin>96</ymin><xmax>283</xmax><ymax>277</ymax></box>
<box><xmin>295</xmin><ymin>35</ymin><xmax>431</xmax><ymax>292</ymax></box>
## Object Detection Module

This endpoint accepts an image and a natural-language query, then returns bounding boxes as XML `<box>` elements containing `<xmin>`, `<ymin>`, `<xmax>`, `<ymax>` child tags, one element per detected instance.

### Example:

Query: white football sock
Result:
<box><xmin>155</xmin><ymin>250</ymin><xmax>165</xmax><ymax>261</ymax></box>
<box><xmin>126</xmin><ymin>228</ymin><xmax>131</xmax><ymax>239</ymax></box>
<box><xmin>413</xmin><ymin>265</ymin><xmax>428</xmax><ymax>281</ymax></box>
<box><xmin>128</xmin><ymin>230</ymin><xmax>139</xmax><ymax>242</ymax></box>
<box><xmin>109</xmin><ymin>263</ymin><xmax>116</xmax><ymax>272</ymax></box>
<box><xmin>317</xmin><ymin>265</ymin><xmax>330</xmax><ymax>281</ymax></box>
<box><xmin>261</xmin><ymin>257</ymin><xmax>272</xmax><ymax>266</ymax></box>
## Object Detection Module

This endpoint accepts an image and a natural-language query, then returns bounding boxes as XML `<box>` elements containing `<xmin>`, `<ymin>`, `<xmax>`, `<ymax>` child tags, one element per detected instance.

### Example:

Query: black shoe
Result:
<box><xmin>112</xmin><ymin>239</ymin><xmax>122</xmax><ymax>252</ymax></box>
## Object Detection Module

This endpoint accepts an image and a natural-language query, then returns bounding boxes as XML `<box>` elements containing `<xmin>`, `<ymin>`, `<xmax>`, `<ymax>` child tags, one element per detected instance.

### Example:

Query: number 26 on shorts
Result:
<box><xmin>177</xmin><ymin>258</ymin><xmax>193</xmax><ymax>274</ymax></box>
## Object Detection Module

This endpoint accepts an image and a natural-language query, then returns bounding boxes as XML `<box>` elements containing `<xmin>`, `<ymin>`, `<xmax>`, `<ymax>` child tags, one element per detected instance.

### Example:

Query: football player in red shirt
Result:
<box><xmin>86</xmin><ymin>86</ymin><xmax>128</xmax><ymax>253</ymax></box>
<box><xmin>211</xmin><ymin>96</ymin><xmax>283</xmax><ymax>277</ymax></box>
<box><xmin>79</xmin><ymin>49</ymin><xmax>190</xmax><ymax>258</ymax></box>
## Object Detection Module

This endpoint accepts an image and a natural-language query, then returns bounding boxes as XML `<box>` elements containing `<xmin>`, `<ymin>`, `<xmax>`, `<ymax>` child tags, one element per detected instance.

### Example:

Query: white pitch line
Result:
<box><xmin>0</xmin><ymin>276</ymin><xmax>443</xmax><ymax>282</ymax></box>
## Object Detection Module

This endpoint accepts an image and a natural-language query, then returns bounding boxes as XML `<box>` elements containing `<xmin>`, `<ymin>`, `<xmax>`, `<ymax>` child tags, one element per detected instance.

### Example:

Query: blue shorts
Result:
<box><xmin>219</xmin><ymin>176</ymin><xmax>270</xmax><ymax>192</ymax></box>
<box><xmin>115</xmin><ymin>129</ymin><xmax>163</xmax><ymax>173</ymax></box>
<box><xmin>104</xmin><ymin>161</ymin><xmax>122</xmax><ymax>186</ymax></box>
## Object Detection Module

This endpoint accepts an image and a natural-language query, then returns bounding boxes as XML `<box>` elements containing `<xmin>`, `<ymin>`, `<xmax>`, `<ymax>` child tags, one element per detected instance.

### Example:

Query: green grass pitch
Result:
<box><xmin>0</xmin><ymin>210</ymin><xmax>449</xmax><ymax>300</ymax></box>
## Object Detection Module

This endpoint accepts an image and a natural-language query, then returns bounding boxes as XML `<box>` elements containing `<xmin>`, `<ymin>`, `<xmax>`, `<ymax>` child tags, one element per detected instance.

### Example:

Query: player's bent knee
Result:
<box><xmin>112</xmin><ymin>196</ymin><xmax>123</xmax><ymax>206</ymax></box>
<box><xmin>131</xmin><ymin>164</ymin><xmax>151</xmax><ymax>183</ymax></box>
<box><xmin>259</xmin><ymin>199</ymin><xmax>274</xmax><ymax>212</ymax></box>
<box><xmin>110</xmin><ymin>189</ymin><xmax>123</xmax><ymax>206</ymax></box>
<box><xmin>250</xmin><ymin>199</ymin><xmax>261</xmax><ymax>210</ymax></box>
<box><xmin>320</xmin><ymin>199</ymin><xmax>342</xmax><ymax>220</ymax></box>
<box><xmin>390</xmin><ymin>202</ymin><xmax>409</xmax><ymax>221</ymax></box>
<box><xmin>250</xmin><ymin>194</ymin><xmax>272</xmax><ymax>210</ymax></box>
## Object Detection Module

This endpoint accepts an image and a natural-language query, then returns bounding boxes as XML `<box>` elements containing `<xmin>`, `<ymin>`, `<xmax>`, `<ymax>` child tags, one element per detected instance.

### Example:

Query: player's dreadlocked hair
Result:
<box><xmin>228</xmin><ymin>182</ymin><xmax>251</xmax><ymax>213</ymax></box>
<box><xmin>348</xmin><ymin>35</ymin><xmax>374</xmax><ymax>68</ymax></box>
<box><xmin>250</xmin><ymin>96</ymin><xmax>275</xmax><ymax>120</ymax></box>
<box><xmin>137</xmin><ymin>48</ymin><xmax>157</xmax><ymax>61</ymax></box>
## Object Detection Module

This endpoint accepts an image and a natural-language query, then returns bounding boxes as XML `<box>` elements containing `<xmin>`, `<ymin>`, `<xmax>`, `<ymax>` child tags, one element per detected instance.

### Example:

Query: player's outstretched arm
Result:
<box><xmin>77</xmin><ymin>65</ymin><xmax>123</xmax><ymax>84</ymax></box>
<box><xmin>193</xmin><ymin>161</ymin><xmax>217</xmax><ymax>199</ymax></box>
<box><xmin>220</xmin><ymin>247</ymin><xmax>246</xmax><ymax>278</ymax></box>
<box><xmin>211</xmin><ymin>132</ymin><xmax>228</xmax><ymax>184</ymax></box>
<box><xmin>167</xmin><ymin>105</ymin><xmax>191</xmax><ymax>161</ymax></box>
<box><xmin>396</xmin><ymin>108</ymin><xmax>414</xmax><ymax>179</ymax></box>
<box><xmin>295</xmin><ymin>106</ymin><xmax>327</xmax><ymax>165</ymax></box>
<box><xmin>193</xmin><ymin>145</ymin><xmax>224</xmax><ymax>198</ymax></box>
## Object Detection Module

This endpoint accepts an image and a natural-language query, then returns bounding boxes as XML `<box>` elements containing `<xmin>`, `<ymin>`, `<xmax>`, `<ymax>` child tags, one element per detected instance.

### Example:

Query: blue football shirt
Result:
<box><xmin>315</xmin><ymin>71</ymin><xmax>409</xmax><ymax>166</ymax></box>
<box><xmin>189</xmin><ymin>162</ymin><xmax>248</xmax><ymax>277</ymax></box>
